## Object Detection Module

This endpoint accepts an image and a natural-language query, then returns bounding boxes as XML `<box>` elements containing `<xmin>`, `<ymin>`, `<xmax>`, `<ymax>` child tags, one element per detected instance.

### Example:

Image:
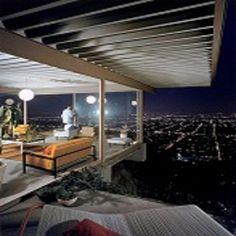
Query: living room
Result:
<box><xmin>0</xmin><ymin>71</ymin><xmax>144</xmax><ymax>208</ymax></box>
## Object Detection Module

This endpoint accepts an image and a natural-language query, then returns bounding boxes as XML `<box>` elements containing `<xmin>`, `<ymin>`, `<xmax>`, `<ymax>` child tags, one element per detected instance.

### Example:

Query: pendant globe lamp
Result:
<box><xmin>18</xmin><ymin>88</ymin><xmax>34</xmax><ymax>101</ymax></box>
<box><xmin>18</xmin><ymin>78</ymin><xmax>34</xmax><ymax>101</ymax></box>
<box><xmin>86</xmin><ymin>95</ymin><xmax>97</xmax><ymax>104</ymax></box>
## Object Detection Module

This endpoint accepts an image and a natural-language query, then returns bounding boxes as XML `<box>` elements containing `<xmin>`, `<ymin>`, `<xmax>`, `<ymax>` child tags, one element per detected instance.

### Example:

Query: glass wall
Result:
<box><xmin>104</xmin><ymin>82</ymin><xmax>138</xmax><ymax>158</ymax></box>
<box><xmin>75</xmin><ymin>93</ymin><xmax>99</xmax><ymax>127</ymax></box>
<box><xmin>28</xmin><ymin>94</ymin><xmax>72</xmax><ymax>131</ymax></box>
<box><xmin>75</xmin><ymin>84</ymin><xmax>99</xmax><ymax>159</ymax></box>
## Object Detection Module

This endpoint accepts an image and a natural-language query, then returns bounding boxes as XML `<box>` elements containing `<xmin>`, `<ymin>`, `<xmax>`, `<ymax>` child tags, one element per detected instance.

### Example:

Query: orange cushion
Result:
<box><xmin>63</xmin><ymin>219</ymin><xmax>122</xmax><ymax>236</ymax></box>
<box><xmin>43</xmin><ymin>144</ymin><xmax>54</xmax><ymax>155</ymax></box>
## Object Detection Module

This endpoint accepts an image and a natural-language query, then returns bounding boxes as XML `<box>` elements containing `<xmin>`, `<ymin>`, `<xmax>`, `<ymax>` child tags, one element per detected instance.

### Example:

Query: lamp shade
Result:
<box><xmin>18</xmin><ymin>89</ymin><xmax>34</xmax><ymax>101</ymax></box>
<box><xmin>5</xmin><ymin>98</ymin><xmax>15</xmax><ymax>105</ymax></box>
<box><xmin>86</xmin><ymin>95</ymin><xmax>96</xmax><ymax>104</ymax></box>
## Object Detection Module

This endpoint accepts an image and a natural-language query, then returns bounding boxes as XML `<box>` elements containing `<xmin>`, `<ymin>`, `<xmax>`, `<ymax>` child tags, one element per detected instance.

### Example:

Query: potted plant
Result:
<box><xmin>35</xmin><ymin>167</ymin><xmax>128</xmax><ymax>205</ymax></box>
<box><xmin>56</xmin><ymin>188</ymin><xmax>78</xmax><ymax>206</ymax></box>
<box><xmin>35</xmin><ymin>183</ymin><xmax>61</xmax><ymax>203</ymax></box>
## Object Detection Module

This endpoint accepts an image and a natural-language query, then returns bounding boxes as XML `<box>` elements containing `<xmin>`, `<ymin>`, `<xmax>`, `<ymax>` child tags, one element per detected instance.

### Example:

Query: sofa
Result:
<box><xmin>23</xmin><ymin>138</ymin><xmax>96</xmax><ymax>177</ymax></box>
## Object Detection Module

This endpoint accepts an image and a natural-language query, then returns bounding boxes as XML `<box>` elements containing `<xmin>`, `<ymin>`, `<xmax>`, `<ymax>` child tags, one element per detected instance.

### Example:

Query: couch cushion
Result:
<box><xmin>53</xmin><ymin>138</ymin><xmax>92</xmax><ymax>157</ymax></box>
<box><xmin>43</xmin><ymin>144</ymin><xmax>56</xmax><ymax>155</ymax></box>
<box><xmin>26</xmin><ymin>138</ymin><xmax>93</xmax><ymax>170</ymax></box>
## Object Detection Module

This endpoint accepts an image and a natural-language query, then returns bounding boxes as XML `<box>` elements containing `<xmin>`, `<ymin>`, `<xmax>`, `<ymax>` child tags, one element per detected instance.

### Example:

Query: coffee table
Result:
<box><xmin>0</xmin><ymin>140</ymin><xmax>23</xmax><ymax>154</ymax></box>
<box><xmin>1</xmin><ymin>138</ymin><xmax>45</xmax><ymax>154</ymax></box>
<box><xmin>22</xmin><ymin>138</ymin><xmax>46</xmax><ymax>152</ymax></box>
<box><xmin>107</xmin><ymin>137</ymin><xmax>132</xmax><ymax>148</ymax></box>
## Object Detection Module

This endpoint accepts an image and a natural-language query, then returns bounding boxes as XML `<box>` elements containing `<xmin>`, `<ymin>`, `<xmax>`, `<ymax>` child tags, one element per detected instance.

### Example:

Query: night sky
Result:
<box><xmin>28</xmin><ymin>94</ymin><xmax>72</xmax><ymax>117</ymax></box>
<box><xmin>144</xmin><ymin>0</ymin><xmax>236</xmax><ymax>114</ymax></box>
<box><xmin>0</xmin><ymin>0</ymin><xmax>235</xmax><ymax>116</ymax></box>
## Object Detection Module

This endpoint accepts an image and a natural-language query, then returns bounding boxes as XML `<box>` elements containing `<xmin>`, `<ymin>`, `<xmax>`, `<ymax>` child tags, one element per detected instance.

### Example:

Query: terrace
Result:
<box><xmin>0</xmin><ymin>0</ymin><xmax>231</xmax><ymax>235</ymax></box>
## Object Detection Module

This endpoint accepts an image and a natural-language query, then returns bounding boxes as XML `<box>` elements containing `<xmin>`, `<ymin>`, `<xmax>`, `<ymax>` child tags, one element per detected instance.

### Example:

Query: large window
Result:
<box><xmin>75</xmin><ymin>93</ymin><xmax>99</xmax><ymax>127</ymax></box>
<box><xmin>104</xmin><ymin>82</ymin><xmax>138</xmax><ymax>158</ymax></box>
<box><xmin>75</xmin><ymin>83</ymin><xmax>99</xmax><ymax>159</ymax></box>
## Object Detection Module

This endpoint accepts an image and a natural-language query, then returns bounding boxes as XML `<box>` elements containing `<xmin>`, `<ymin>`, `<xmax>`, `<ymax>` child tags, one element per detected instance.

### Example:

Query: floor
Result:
<box><xmin>0</xmin><ymin>134</ymin><xmax>132</xmax><ymax>210</ymax></box>
<box><xmin>0</xmin><ymin>158</ymin><xmax>55</xmax><ymax>210</ymax></box>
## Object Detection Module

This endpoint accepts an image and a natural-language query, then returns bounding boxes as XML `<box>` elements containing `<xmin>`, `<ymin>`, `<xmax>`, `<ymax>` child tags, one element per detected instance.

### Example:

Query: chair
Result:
<box><xmin>79</xmin><ymin>126</ymin><xmax>95</xmax><ymax>138</ymax></box>
<box><xmin>13</xmin><ymin>124</ymin><xmax>29</xmax><ymax>137</ymax></box>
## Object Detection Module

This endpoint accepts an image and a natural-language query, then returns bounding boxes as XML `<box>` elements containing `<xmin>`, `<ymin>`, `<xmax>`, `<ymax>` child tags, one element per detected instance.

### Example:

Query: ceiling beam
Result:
<box><xmin>86</xmin><ymin>45</ymin><xmax>211</xmax><ymax>61</ymax></box>
<box><xmin>0</xmin><ymin>28</ymin><xmax>154</xmax><ymax>91</ymax></box>
<box><xmin>113</xmin><ymin>60</ymin><xmax>211</xmax><ymax>68</ymax></box>
<box><xmin>3</xmin><ymin>0</ymin><xmax>152</xmax><ymax>30</ymax></box>
<box><xmin>78</xmin><ymin>41</ymin><xmax>212</xmax><ymax>59</ymax></box>
<box><xmin>27</xmin><ymin>5</ymin><xmax>214</xmax><ymax>39</ymax></box>
<box><xmin>0</xmin><ymin>0</ymin><xmax>77</xmax><ymax>20</ymax></box>
<box><xmin>69</xmin><ymin>33</ymin><xmax>212</xmax><ymax>54</ymax></box>
<box><xmin>211</xmin><ymin>0</ymin><xmax>228</xmax><ymax>81</ymax></box>
<box><xmin>23</xmin><ymin>1</ymin><xmax>214</xmax><ymax>38</ymax></box>
<box><xmin>43</xmin><ymin>17</ymin><xmax>214</xmax><ymax>45</ymax></box>
<box><xmin>101</xmin><ymin>60</ymin><xmax>210</xmax><ymax>71</ymax></box>
<box><xmin>57</xmin><ymin>25</ymin><xmax>213</xmax><ymax>50</ymax></box>
<box><xmin>68</xmin><ymin>34</ymin><xmax>213</xmax><ymax>55</ymax></box>
<box><xmin>97</xmin><ymin>57</ymin><xmax>211</xmax><ymax>68</ymax></box>
<box><xmin>114</xmin><ymin>69</ymin><xmax>210</xmax><ymax>78</ymax></box>
<box><xmin>91</xmin><ymin>48</ymin><xmax>211</xmax><ymax>64</ymax></box>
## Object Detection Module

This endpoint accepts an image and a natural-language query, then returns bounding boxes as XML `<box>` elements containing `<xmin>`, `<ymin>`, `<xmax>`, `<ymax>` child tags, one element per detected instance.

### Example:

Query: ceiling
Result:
<box><xmin>0</xmin><ymin>52</ymin><xmax>135</xmax><ymax>94</ymax></box>
<box><xmin>0</xmin><ymin>0</ymin><xmax>225</xmax><ymax>92</ymax></box>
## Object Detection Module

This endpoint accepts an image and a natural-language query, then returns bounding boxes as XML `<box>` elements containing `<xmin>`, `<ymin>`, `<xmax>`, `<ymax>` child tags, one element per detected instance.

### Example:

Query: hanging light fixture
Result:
<box><xmin>86</xmin><ymin>95</ymin><xmax>97</xmax><ymax>104</ymax></box>
<box><xmin>18</xmin><ymin>88</ymin><xmax>34</xmax><ymax>101</ymax></box>
<box><xmin>131</xmin><ymin>100</ymin><xmax>137</xmax><ymax>106</ymax></box>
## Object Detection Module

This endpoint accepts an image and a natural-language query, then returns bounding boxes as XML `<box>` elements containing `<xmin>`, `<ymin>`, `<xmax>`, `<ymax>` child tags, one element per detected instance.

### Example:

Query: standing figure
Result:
<box><xmin>61</xmin><ymin>106</ymin><xmax>75</xmax><ymax>130</ymax></box>
<box><xmin>12</xmin><ymin>102</ymin><xmax>23</xmax><ymax>126</ymax></box>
